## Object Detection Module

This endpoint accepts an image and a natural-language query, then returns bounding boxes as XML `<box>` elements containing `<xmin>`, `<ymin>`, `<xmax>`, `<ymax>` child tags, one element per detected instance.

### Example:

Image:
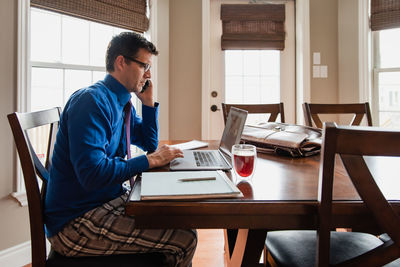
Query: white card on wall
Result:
<box><xmin>313</xmin><ymin>52</ymin><xmax>321</xmax><ymax>65</ymax></box>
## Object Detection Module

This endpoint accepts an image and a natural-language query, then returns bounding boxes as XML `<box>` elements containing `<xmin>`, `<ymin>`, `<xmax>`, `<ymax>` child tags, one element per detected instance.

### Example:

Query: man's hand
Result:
<box><xmin>135</xmin><ymin>80</ymin><xmax>154</xmax><ymax>107</ymax></box>
<box><xmin>146</xmin><ymin>144</ymin><xmax>183</xmax><ymax>168</ymax></box>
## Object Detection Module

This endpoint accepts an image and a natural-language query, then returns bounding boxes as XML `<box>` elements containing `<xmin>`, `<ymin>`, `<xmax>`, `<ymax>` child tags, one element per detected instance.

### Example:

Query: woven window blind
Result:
<box><xmin>371</xmin><ymin>0</ymin><xmax>400</xmax><ymax>31</ymax></box>
<box><xmin>30</xmin><ymin>0</ymin><xmax>149</xmax><ymax>33</ymax></box>
<box><xmin>220</xmin><ymin>4</ymin><xmax>285</xmax><ymax>50</ymax></box>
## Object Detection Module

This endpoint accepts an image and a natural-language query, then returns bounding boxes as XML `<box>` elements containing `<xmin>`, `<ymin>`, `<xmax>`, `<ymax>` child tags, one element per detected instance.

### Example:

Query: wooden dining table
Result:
<box><xmin>125</xmin><ymin>140</ymin><xmax>400</xmax><ymax>267</ymax></box>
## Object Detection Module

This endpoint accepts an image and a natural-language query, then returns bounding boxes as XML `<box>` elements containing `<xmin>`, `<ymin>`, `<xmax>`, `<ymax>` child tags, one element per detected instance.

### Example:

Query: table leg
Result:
<box><xmin>242</xmin><ymin>229</ymin><xmax>268</xmax><ymax>266</ymax></box>
<box><xmin>224</xmin><ymin>229</ymin><xmax>268</xmax><ymax>267</ymax></box>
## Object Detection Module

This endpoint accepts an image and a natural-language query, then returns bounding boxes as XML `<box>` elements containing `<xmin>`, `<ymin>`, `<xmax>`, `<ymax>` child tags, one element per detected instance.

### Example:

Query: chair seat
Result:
<box><xmin>46</xmin><ymin>249</ymin><xmax>169</xmax><ymax>267</ymax></box>
<box><xmin>266</xmin><ymin>230</ymin><xmax>400</xmax><ymax>267</ymax></box>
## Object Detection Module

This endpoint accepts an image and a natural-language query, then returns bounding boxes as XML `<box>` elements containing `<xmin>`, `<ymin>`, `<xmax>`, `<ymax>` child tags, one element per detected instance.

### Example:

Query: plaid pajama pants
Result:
<box><xmin>48</xmin><ymin>193</ymin><xmax>198</xmax><ymax>267</ymax></box>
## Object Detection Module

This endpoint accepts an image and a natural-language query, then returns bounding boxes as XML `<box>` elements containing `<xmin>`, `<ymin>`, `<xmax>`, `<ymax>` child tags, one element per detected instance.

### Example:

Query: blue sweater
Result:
<box><xmin>45</xmin><ymin>74</ymin><xmax>159</xmax><ymax>237</ymax></box>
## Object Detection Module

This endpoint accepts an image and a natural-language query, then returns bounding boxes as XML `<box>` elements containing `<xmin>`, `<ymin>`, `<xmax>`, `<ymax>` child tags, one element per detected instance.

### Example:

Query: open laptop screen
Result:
<box><xmin>219</xmin><ymin>107</ymin><xmax>248</xmax><ymax>155</ymax></box>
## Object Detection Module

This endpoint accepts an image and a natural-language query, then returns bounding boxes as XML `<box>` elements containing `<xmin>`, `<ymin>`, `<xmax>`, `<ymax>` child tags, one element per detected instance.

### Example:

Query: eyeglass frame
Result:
<box><xmin>122</xmin><ymin>55</ymin><xmax>151</xmax><ymax>72</ymax></box>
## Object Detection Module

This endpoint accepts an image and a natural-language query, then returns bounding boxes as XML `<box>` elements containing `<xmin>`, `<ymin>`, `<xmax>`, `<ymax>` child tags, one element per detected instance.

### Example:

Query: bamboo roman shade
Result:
<box><xmin>220</xmin><ymin>4</ymin><xmax>285</xmax><ymax>50</ymax></box>
<box><xmin>371</xmin><ymin>0</ymin><xmax>400</xmax><ymax>31</ymax></box>
<box><xmin>30</xmin><ymin>0</ymin><xmax>149</xmax><ymax>33</ymax></box>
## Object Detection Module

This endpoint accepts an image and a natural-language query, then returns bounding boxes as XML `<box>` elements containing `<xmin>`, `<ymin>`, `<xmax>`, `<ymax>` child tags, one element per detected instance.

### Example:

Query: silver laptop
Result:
<box><xmin>170</xmin><ymin>107</ymin><xmax>248</xmax><ymax>171</ymax></box>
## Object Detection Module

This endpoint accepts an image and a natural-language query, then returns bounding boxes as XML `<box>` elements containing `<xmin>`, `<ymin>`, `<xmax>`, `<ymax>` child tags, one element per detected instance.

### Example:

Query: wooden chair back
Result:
<box><xmin>303</xmin><ymin>102</ymin><xmax>372</xmax><ymax>128</ymax></box>
<box><xmin>221</xmin><ymin>103</ymin><xmax>285</xmax><ymax>124</ymax></box>
<box><xmin>7</xmin><ymin>107</ymin><xmax>61</xmax><ymax>267</ymax></box>
<box><xmin>317</xmin><ymin>122</ymin><xmax>400</xmax><ymax>266</ymax></box>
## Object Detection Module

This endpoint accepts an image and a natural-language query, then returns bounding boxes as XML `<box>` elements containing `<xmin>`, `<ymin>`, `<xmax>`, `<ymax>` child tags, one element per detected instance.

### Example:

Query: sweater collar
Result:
<box><xmin>103</xmin><ymin>74</ymin><xmax>131</xmax><ymax>106</ymax></box>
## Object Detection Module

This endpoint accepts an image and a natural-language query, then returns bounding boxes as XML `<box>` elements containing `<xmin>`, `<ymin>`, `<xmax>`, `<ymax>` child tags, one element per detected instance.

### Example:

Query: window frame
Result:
<box><xmin>29</xmin><ymin>7</ymin><xmax>129</xmax><ymax>112</ymax></box>
<box><xmin>372</xmin><ymin>30</ymin><xmax>400</xmax><ymax>127</ymax></box>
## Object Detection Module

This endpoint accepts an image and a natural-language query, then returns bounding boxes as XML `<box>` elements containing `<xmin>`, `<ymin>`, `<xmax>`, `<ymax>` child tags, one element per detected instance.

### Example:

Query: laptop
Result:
<box><xmin>170</xmin><ymin>107</ymin><xmax>248</xmax><ymax>171</ymax></box>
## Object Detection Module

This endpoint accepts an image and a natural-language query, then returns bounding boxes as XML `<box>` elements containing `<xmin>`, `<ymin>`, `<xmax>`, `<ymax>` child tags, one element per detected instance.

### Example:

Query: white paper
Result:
<box><xmin>170</xmin><ymin>140</ymin><xmax>209</xmax><ymax>150</ymax></box>
<box><xmin>320</xmin><ymin>65</ymin><xmax>328</xmax><ymax>78</ymax></box>
<box><xmin>139</xmin><ymin>170</ymin><xmax>242</xmax><ymax>200</ymax></box>
<box><xmin>313</xmin><ymin>52</ymin><xmax>321</xmax><ymax>65</ymax></box>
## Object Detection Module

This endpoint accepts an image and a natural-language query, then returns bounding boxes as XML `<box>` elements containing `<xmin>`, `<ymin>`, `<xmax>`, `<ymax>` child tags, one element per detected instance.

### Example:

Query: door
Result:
<box><xmin>202</xmin><ymin>0</ymin><xmax>296</xmax><ymax>140</ymax></box>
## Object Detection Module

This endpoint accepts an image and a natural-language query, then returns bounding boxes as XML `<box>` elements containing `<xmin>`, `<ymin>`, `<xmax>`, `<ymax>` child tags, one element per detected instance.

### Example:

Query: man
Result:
<box><xmin>45</xmin><ymin>32</ymin><xmax>197</xmax><ymax>267</ymax></box>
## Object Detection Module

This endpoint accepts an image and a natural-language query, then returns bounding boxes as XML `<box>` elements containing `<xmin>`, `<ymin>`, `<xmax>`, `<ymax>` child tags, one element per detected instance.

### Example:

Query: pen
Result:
<box><xmin>179</xmin><ymin>177</ymin><xmax>216</xmax><ymax>182</ymax></box>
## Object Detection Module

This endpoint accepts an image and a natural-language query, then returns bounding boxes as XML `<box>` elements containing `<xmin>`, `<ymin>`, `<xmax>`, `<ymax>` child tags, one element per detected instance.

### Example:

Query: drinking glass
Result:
<box><xmin>232</xmin><ymin>144</ymin><xmax>257</xmax><ymax>182</ymax></box>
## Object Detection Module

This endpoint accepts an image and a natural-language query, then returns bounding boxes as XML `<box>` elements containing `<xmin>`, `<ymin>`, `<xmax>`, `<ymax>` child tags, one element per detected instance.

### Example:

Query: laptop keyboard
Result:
<box><xmin>194</xmin><ymin>151</ymin><xmax>224</xmax><ymax>167</ymax></box>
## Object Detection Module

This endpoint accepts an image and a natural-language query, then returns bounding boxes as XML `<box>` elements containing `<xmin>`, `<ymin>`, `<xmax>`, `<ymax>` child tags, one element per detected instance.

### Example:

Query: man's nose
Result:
<box><xmin>144</xmin><ymin>70</ymin><xmax>151</xmax><ymax>79</ymax></box>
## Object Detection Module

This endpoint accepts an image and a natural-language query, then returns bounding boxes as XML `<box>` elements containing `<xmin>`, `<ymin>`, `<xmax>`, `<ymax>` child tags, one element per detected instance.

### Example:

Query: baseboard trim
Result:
<box><xmin>0</xmin><ymin>241</ymin><xmax>31</xmax><ymax>267</ymax></box>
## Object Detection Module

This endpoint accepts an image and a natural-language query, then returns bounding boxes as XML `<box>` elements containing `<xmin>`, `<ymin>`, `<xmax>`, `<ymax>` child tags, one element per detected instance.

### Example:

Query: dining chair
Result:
<box><xmin>7</xmin><ymin>108</ymin><xmax>167</xmax><ymax>267</ymax></box>
<box><xmin>264</xmin><ymin>122</ymin><xmax>400</xmax><ymax>267</ymax></box>
<box><xmin>221</xmin><ymin>103</ymin><xmax>285</xmax><ymax>124</ymax></box>
<box><xmin>302</xmin><ymin>102</ymin><xmax>373</xmax><ymax>128</ymax></box>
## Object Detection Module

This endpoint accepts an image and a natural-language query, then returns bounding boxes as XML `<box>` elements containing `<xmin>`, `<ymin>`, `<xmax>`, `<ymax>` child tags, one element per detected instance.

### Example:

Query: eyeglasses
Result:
<box><xmin>123</xmin><ymin>55</ymin><xmax>151</xmax><ymax>72</ymax></box>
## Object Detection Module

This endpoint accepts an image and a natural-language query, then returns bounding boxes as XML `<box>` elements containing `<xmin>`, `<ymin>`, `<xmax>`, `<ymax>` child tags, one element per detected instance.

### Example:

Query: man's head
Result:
<box><xmin>106</xmin><ymin>32</ymin><xmax>158</xmax><ymax>94</ymax></box>
<box><xmin>106</xmin><ymin>32</ymin><xmax>158</xmax><ymax>72</ymax></box>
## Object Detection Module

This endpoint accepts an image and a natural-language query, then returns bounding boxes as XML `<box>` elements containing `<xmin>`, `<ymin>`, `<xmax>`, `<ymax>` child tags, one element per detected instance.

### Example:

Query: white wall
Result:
<box><xmin>0</xmin><ymin>0</ymin><xmax>31</xmax><ymax>252</ymax></box>
<box><xmin>338</xmin><ymin>0</ymin><xmax>361</xmax><ymax>124</ymax></box>
<box><xmin>338</xmin><ymin>0</ymin><xmax>360</xmax><ymax>103</ymax></box>
<box><xmin>169</xmin><ymin>0</ymin><xmax>202</xmax><ymax>139</ymax></box>
<box><xmin>156</xmin><ymin>0</ymin><xmax>170</xmax><ymax>140</ymax></box>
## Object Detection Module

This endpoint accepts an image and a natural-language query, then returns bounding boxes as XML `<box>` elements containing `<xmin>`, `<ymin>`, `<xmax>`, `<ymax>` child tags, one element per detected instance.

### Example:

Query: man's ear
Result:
<box><xmin>114</xmin><ymin>55</ymin><xmax>126</xmax><ymax>72</ymax></box>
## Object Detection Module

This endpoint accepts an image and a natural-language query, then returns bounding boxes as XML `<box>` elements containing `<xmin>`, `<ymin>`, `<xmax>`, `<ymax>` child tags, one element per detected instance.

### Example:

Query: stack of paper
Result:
<box><xmin>170</xmin><ymin>140</ymin><xmax>209</xmax><ymax>150</ymax></box>
<box><xmin>140</xmin><ymin>170</ymin><xmax>242</xmax><ymax>200</ymax></box>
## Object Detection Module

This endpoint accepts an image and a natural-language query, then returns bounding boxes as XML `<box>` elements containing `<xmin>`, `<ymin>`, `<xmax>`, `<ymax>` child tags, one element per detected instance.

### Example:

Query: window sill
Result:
<box><xmin>10</xmin><ymin>191</ymin><xmax>28</xmax><ymax>207</ymax></box>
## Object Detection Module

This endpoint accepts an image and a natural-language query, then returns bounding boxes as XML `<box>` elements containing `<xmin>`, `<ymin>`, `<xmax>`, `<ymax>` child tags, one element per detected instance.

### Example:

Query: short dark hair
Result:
<box><xmin>106</xmin><ymin>32</ymin><xmax>158</xmax><ymax>72</ymax></box>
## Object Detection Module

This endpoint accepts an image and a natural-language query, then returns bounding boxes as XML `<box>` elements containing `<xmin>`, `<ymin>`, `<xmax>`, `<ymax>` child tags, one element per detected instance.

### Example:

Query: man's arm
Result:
<box><xmin>130</xmin><ymin>103</ymin><xmax>159</xmax><ymax>153</ymax></box>
<box><xmin>67</xmin><ymin>93</ymin><xmax>148</xmax><ymax>191</ymax></box>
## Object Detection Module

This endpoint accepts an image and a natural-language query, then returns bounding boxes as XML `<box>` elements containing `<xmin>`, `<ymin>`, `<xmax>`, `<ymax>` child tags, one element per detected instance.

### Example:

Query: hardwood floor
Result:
<box><xmin>23</xmin><ymin>229</ymin><xmax>227</xmax><ymax>267</ymax></box>
<box><xmin>193</xmin><ymin>229</ymin><xmax>228</xmax><ymax>267</ymax></box>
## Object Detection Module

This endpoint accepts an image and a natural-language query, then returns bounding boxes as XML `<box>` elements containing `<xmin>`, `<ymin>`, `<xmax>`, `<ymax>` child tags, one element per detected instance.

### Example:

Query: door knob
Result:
<box><xmin>210</xmin><ymin>105</ymin><xmax>220</xmax><ymax>112</ymax></box>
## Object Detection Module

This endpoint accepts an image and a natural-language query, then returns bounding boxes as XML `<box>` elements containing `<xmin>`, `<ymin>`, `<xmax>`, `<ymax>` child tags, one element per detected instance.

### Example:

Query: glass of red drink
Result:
<box><xmin>232</xmin><ymin>144</ymin><xmax>257</xmax><ymax>182</ymax></box>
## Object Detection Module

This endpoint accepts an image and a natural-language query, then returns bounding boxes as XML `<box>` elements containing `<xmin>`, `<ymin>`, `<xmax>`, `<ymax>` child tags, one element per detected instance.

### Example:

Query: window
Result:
<box><xmin>29</xmin><ymin>7</ymin><xmax>136</xmax><ymax>168</ymax></box>
<box><xmin>13</xmin><ymin>3</ymin><xmax>150</xmax><ymax>202</ymax></box>
<box><xmin>30</xmin><ymin>8</ymin><xmax>129</xmax><ymax>111</ymax></box>
<box><xmin>373</xmin><ymin>28</ymin><xmax>400</xmax><ymax>128</ymax></box>
<box><xmin>225</xmin><ymin>50</ymin><xmax>280</xmax><ymax>124</ymax></box>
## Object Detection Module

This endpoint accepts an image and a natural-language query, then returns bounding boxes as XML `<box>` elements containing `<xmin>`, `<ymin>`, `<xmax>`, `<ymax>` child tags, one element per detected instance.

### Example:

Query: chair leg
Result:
<box><xmin>264</xmin><ymin>246</ymin><xmax>276</xmax><ymax>267</ymax></box>
<box><xmin>263</xmin><ymin>246</ymin><xmax>268</xmax><ymax>267</ymax></box>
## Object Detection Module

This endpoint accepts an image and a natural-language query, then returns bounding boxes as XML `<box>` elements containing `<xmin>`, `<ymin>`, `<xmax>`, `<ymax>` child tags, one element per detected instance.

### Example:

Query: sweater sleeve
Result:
<box><xmin>66</xmin><ymin>93</ymin><xmax>148</xmax><ymax>191</ymax></box>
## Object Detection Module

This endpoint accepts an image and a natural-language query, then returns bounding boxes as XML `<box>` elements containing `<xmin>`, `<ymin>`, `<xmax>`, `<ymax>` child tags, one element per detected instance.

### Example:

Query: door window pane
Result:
<box><xmin>260</xmin><ymin>77</ymin><xmax>280</xmax><ymax>103</ymax></box>
<box><xmin>260</xmin><ymin>52</ymin><xmax>280</xmax><ymax>76</ymax></box>
<box><xmin>225</xmin><ymin>50</ymin><xmax>280</xmax><ymax>104</ymax></box>
<box><xmin>243</xmin><ymin>76</ymin><xmax>260</xmax><ymax>103</ymax></box>
<box><xmin>225</xmin><ymin>50</ymin><xmax>280</xmax><ymax>124</ymax></box>
<box><xmin>225</xmin><ymin>76</ymin><xmax>243</xmax><ymax>103</ymax></box>
<box><xmin>243</xmin><ymin>51</ymin><xmax>261</xmax><ymax>76</ymax></box>
<box><xmin>225</xmin><ymin>51</ymin><xmax>243</xmax><ymax>76</ymax></box>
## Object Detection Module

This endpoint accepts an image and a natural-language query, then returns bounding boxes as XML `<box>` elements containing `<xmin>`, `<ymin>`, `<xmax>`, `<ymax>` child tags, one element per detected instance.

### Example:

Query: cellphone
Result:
<box><xmin>141</xmin><ymin>80</ymin><xmax>150</xmax><ymax>93</ymax></box>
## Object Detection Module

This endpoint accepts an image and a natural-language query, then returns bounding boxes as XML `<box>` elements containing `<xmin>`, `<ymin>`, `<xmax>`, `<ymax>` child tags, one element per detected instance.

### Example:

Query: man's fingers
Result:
<box><xmin>171</xmin><ymin>147</ymin><xmax>183</xmax><ymax>157</ymax></box>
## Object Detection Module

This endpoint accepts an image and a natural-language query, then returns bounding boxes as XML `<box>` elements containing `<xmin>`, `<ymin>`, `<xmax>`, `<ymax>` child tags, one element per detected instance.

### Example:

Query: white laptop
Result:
<box><xmin>170</xmin><ymin>107</ymin><xmax>248</xmax><ymax>171</ymax></box>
